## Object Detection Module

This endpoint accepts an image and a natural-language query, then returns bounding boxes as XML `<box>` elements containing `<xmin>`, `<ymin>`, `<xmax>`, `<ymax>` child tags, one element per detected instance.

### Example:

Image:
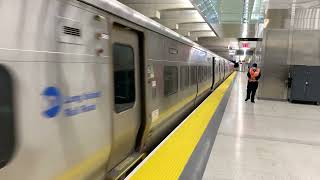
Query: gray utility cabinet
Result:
<box><xmin>289</xmin><ymin>65</ymin><xmax>320</xmax><ymax>103</ymax></box>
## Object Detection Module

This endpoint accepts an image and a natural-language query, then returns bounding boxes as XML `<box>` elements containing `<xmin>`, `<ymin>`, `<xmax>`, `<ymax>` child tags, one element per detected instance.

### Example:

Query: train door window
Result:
<box><xmin>164</xmin><ymin>66</ymin><xmax>178</xmax><ymax>96</ymax></box>
<box><xmin>180</xmin><ymin>66</ymin><xmax>189</xmax><ymax>90</ymax></box>
<box><xmin>0</xmin><ymin>65</ymin><xmax>15</xmax><ymax>169</ymax></box>
<box><xmin>198</xmin><ymin>66</ymin><xmax>204</xmax><ymax>82</ymax></box>
<box><xmin>113</xmin><ymin>43</ymin><xmax>135</xmax><ymax>113</ymax></box>
<box><xmin>203</xmin><ymin>67</ymin><xmax>207</xmax><ymax>81</ymax></box>
<box><xmin>202</xmin><ymin>67</ymin><xmax>205</xmax><ymax>81</ymax></box>
<box><xmin>190</xmin><ymin>66</ymin><xmax>197</xmax><ymax>85</ymax></box>
<box><xmin>197</xmin><ymin>66</ymin><xmax>201</xmax><ymax>82</ymax></box>
<box><xmin>207</xmin><ymin>67</ymin><xmax>209</xmax><ymax>80</ymax></box>
<box><xmin>212</xmin><ymin>58</ymin><xmax>215</xmax><ymax>84</ymax></box>
<box><xmin>201</xmin><ymin>66</ymin><xmax>204</xmax><ymax>81</ymax></box>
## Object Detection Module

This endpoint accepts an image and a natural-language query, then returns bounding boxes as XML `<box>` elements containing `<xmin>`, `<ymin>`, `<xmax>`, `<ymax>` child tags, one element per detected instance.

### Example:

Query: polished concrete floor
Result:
<box><xmin>202</xmin><ymin>72</ymin><xmax>320</xmax><ymax>180</ymax></box>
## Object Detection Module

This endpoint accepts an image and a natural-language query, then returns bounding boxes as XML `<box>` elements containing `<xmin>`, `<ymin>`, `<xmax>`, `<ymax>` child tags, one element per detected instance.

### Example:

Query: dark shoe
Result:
<box><xmin>251</xmin><ymin>100</ymin><xmax>255</xmax><ymax>103</ymax></box>
<box><xmin>245</xmin><ymin>98</ymin><xmax>249</xmax><ymax>101</ymax></box>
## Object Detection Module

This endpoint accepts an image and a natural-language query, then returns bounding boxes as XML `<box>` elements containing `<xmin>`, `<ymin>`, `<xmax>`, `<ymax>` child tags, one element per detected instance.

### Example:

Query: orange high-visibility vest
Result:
<box><xmin>249</xmin><ymin>68</ymin><xmax>260</xmax><ymax>82</ymax></box>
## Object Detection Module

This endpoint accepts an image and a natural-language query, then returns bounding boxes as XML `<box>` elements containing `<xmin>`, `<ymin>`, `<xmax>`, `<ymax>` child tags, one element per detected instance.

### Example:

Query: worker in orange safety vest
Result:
<box><xmin>245</xmin><ymin>63</ymin><xmax>261</xmax><ymax>103</ymax></box>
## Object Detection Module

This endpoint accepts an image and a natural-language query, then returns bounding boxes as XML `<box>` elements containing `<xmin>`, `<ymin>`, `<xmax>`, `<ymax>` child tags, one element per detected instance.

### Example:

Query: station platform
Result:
<box><xmin>127</xmin><ymin>72</ymin><xmax>320</xmax><ymax>180</ymax></box>
<box><xmin>203</xmin><ymin>72</ymin><xmax>320</xmax><ymax>180</ymax></box>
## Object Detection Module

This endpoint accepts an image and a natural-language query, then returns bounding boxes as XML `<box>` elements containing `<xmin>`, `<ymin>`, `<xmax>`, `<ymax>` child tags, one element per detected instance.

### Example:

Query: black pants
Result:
<box><xmin>246</xmin><ymin>81</ymin><xmax>258</xmax><ymax>102</ymax></box>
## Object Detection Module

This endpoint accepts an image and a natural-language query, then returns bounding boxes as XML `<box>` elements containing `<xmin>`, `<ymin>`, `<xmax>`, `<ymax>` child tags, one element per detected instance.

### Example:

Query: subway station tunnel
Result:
<box><xmin>0</xmin><ymin>0</ymin><xmax>320</xmax><ymax>179</ymax></box>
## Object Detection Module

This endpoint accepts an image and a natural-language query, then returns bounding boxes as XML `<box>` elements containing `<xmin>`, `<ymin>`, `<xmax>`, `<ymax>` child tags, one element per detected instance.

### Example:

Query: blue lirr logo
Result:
<box><xmin>42</xmin><ymin>86</ymin><xmax>101</xmax><ymax>118</ymax></box>
<box><xmin>42</xmin><ymin>87</ymin><xmax>62</xmax><ymax>118</ymax></box>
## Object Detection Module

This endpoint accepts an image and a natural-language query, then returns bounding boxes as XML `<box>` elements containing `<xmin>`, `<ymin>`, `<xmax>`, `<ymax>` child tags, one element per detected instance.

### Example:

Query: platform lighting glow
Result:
<box><xmin>148</xmin><ymin>18</ymin><xmax>162</xmax><ymax>28</ymax></box>
<box><xmin>264</xmin><ymin>18</ymin><xmax>269</xmax><ymax>28</ymax></box>
<box><xmin>192</xmin><ymin>0</ymin><xmax>220</xmax><ymax>24</ymax></box>
<box><xmin>243</xmin><ymin>48</ymin><xmax>248</xmax><ymax>55</ymax></box>
<box><xmin>105</xmin><ymin>0</ymin><xmax>122</xmax><ymax>9</ymax></box>
<box><xmin>133</xmin><ymin>13</ymin><xmax>145</xmax><ymax>20</ymax></box>
<box><xmin>182</xmin><ymin>0</ymin><xmax>194</xmax><ymax>6</ymax></box>
<box><xmin>242</xmin><ymin>23</ymin><xmax>248</xmax><ymax>38</ymax></box>
<box><xmin>242</xmin><ymin>0</ymin><xmax>250</xmax><ymax>37</ymax></box>
<box><xmin>251</xmin><ymin>0</ymin><xmax>265</xmax><ymax>21</ymax></box>
<box><xmin>243</xmin><ymin>0</ymin><xmax>250</xmax><ymax>23</ymax></box>
<box><xmin>236</xmin><ymin>70</ymin><xmax>245</xmax><ymax>158</ymax></box>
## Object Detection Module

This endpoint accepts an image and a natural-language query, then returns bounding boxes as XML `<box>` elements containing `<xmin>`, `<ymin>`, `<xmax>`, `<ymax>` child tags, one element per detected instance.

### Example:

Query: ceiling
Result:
<box><xmin>267</xmin><ymin>0</ymin><xmax>320</xmax><ymax>9</ymax></box>
<box><xmin>116</xmin><ymin>0</ymin><xmax>268</xmax><ymax>60</ymax></box>
<box><xmin>117</xmin><ymin>0</ymin><xmax>320</xmax><ymax>60</ymax></box>
<box><xmin>117</xmin><ymin>0</ymin><xmax>216</xmax><ymax>42</ymax></box>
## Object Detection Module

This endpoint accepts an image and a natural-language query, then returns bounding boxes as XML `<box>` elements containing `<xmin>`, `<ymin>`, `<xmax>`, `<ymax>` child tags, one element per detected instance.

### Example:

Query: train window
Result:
<box><xmin>197</xmin><ymin>66</ymin><xmax>200</xmax><ymax>82</ymax></box>
<box><xmin>206</xmin><ymin>67</ymin><xmax>209</xmax><ymax>79</ymax></box>
<box><xmin>198</xmin><ymin>66</ymin><xmax>203</xmax><ymax>83</ymax></box>
<box><xmin>0</xmin><ymin>65</ymin><xmax>15</xmax><ymax>169</ymax></box>
<box><xmin>201</xmin><ymin>67</ymin><xmax>204</xmax><ymax>82</ymax></box>
<box><xmin>113</xmin><ymin>43</ymin><xmax>135</xmax><ymax>113</ymax></box>
<box><xmin>164</xmin><ymin>66</ymin><xmax>178</xmax><ymax>96</ymax></box>
<box><xmin>207</xmin><ymin>67</ymin><xmax>209</xmax><ymax>79</ymax></box>
<box><xmin>190</xmin><ymin>66</ymin><xmax>197</xmax><ymax>85</ymax></box>
<box><xmin>202</xmin><ymin>67</ymin><xmax>205</xmax><ymax>81</ymax></box>
<box><xmin>180</xmin><ymin>66</ymin><xmax>189</xmax><ymax>90</ymax></box>
<box><xmin>203</xmin><ymin>67</ymin><xmax>207</xmax><ymax>81</ymax></box>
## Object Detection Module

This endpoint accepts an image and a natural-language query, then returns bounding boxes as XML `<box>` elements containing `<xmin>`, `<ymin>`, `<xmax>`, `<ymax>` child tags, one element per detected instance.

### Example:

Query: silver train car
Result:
<box><xmin>0</xmin><ymin>0</ymin><xmax>234</xmax><ymax>179</ymax></box>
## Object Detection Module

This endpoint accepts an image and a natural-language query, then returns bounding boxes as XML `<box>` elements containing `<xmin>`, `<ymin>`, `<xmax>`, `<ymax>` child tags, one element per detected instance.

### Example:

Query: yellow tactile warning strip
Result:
<box><xmin>127</xmin><ymin>72</ymin><xmax>236</xmax><ymax>180</ymax></box>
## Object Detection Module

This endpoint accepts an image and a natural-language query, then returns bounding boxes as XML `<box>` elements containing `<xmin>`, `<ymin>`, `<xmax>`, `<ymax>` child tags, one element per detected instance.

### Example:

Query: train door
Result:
<box><xmin>211</xmin><ymin>57</ymin><xmax>215</xmax><ymax>89</ymax></box>
<box><xmin>218</xmin><ymin>60</ymin><xmax>221</xmax><ymax>82</ymax></box>
<box><xmin>223</xmin><ymin>61</ymin><xmax>226</xmax><ymax>79</ymax></box>
<box><xmin>109</xmin><ymin>25</ymin><xmax>142</xmax><ymax>168</ymax></box>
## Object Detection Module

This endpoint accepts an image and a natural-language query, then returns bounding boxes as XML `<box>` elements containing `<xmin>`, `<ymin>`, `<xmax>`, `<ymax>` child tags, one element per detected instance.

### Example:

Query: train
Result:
<box><xmin>0</xmin><ymin>0</ymin><xmax>234</xmax><ymax>179</ymax></box>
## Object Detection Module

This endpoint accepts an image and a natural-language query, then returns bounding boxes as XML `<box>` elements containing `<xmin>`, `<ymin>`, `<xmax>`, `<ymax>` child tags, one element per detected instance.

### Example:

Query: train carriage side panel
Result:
<box><xmin>0</xmin><ymin>0</ymin><xmax>237</xmax><ymax>179</ymax></box>
<box><xmin>195</xmin><ymin>50</ymin><xmax>212</xmax><ymax>104</ymax></box>
<box><xmin>142</xmin><ymin>31</ymin><xmax>198</xmax><ymax>150</ymax></box>
<box><xmin>0</xmin><ymin>1</ymin><xmax>113</xmax><ymax>179</ymax></box>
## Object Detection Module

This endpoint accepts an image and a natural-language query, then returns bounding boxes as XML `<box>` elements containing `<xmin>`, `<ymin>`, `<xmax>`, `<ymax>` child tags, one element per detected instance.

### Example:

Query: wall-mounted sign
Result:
<box><xmin>242</xmin><ymin>42</ymin><xmax>249</xmax><ymax>48</ymax></box>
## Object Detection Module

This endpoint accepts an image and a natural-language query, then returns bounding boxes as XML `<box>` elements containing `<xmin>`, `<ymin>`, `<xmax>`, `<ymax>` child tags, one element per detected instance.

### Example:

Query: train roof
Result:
<box><xmin>80</xmin><ymin>0</ymin><xmax>226</xmax><ymax>59</ymax></box>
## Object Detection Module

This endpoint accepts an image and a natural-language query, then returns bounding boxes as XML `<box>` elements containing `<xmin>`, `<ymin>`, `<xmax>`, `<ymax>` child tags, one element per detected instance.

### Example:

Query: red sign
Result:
<box><xmin>242</xmin><ymin>42</ymin><xmax>249</xmax><ymax>48</ymax></box>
